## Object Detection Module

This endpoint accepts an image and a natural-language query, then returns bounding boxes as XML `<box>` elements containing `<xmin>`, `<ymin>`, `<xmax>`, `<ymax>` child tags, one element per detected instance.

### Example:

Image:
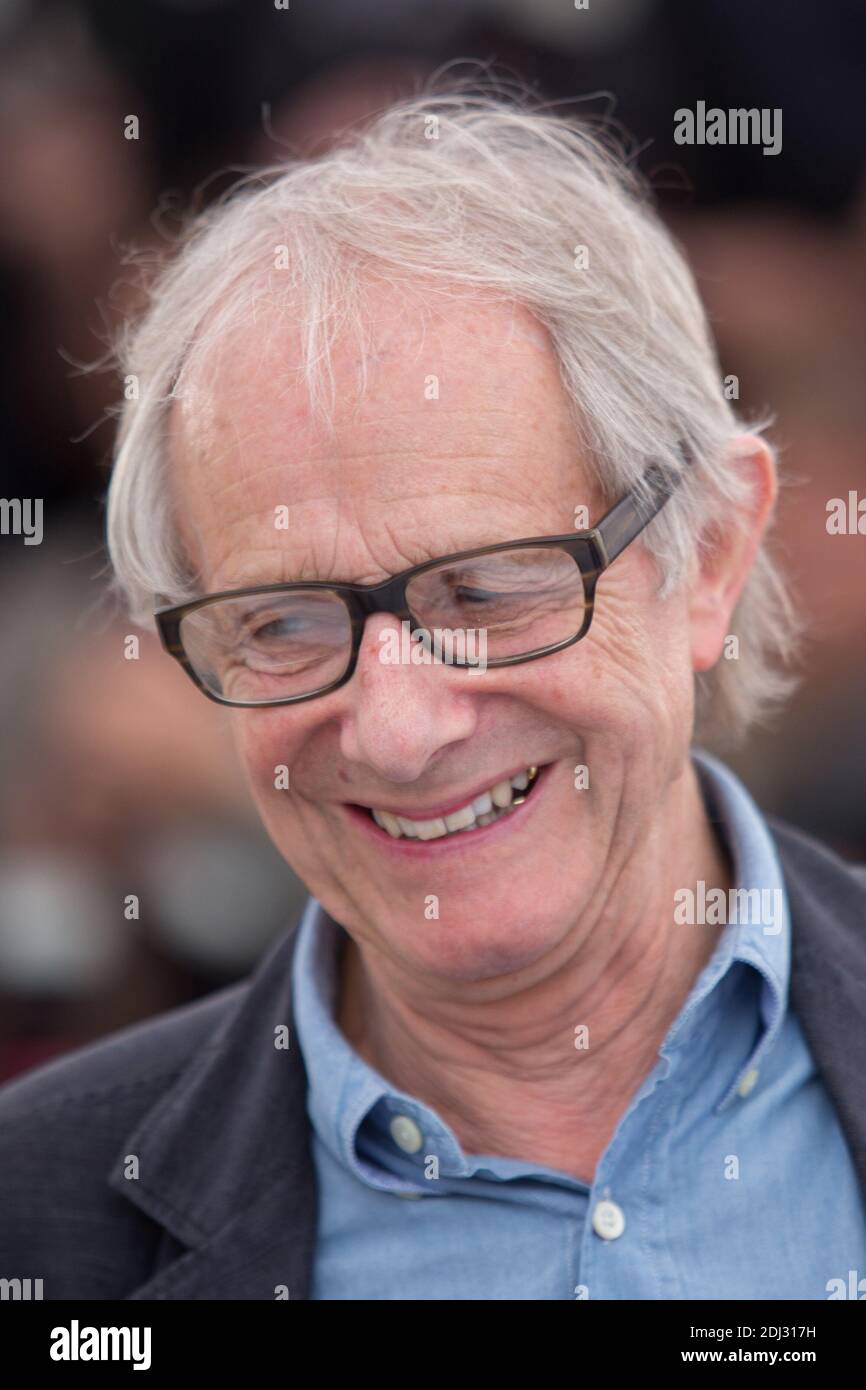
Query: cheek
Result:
<box><xmin>231</xmin><ymin>713</ymin><xmax>304</xmax><ymax>800</ymax></box>
<box><xmin>535</xmin><ymin>594</ymin><xmax>693</xmax><ymax>738</ymax></box>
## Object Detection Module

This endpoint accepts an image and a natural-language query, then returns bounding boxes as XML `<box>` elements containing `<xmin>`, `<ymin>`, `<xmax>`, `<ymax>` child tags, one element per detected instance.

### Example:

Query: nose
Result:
<box><xmin>337</xmin><ymin>613</ymin><xmax>479</xmax><ymax>783</ymax></box>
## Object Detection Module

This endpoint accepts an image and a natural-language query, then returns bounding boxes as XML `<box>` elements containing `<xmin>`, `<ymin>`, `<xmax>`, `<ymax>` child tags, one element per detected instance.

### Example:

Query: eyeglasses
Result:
<box><xmin>155</xmin><ymin>456</ymin><xmax>689</xmax><ymax>707</ymax></box>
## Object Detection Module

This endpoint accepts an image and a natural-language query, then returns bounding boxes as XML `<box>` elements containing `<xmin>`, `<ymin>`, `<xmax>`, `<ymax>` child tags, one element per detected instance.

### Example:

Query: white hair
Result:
<box><xmin>106</xmin><ymin>84</ymin><xmax>802</xmax><ymax>748</ymax></box>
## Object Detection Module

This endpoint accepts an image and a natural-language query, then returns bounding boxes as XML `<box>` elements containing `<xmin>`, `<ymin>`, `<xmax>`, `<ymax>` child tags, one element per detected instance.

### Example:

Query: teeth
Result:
<box><xmin>378</xmin><ymin>810</ymin><xmax>403</xmax><ymax>838</ymax></box>
<box><xmin>444</xmin><ymin>804</ymin><xmax>476</xmax><ymax>832</ymax></box>
<box><xmin>416</xmin><ymin>818</ymin><xmax>447</xmax><ymax>841</ymax></box>
<box><xmin>369</xmin><ymin>766</ymin><xmax>540</xmax><ymax>841</ymax></box>
<box><xmin>491</xmin><ymin>780</ymin><xmax>513</xmax><ymax>809</ymax></box>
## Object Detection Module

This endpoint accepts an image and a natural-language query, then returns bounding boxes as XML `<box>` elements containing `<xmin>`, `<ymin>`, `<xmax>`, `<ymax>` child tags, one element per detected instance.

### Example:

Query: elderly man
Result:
<box><xmin>2</xmin><ymin>92</ymin><xmax>865</xmax><ymax>1303</ymax></box>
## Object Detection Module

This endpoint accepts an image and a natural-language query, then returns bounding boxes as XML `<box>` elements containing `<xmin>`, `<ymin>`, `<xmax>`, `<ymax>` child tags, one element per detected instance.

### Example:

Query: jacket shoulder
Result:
<box><xmin>769</xmin><ymin>813</ymin><xmax>866</xmax><ymax>1021</ymax></box>
<box><xmin>0</xmin><ymin>979</ymin><xmax>244</xmax><ymax>1115</ymax></box>
<box><xmin>767</xmin><ymin>813</ymin><xmax>866</xmax><ymax>903</ymax></box>
<box><xmin>0</xmin><ymin>980</ymin><xmax>246</xmax><ymax>1298</ymax></box>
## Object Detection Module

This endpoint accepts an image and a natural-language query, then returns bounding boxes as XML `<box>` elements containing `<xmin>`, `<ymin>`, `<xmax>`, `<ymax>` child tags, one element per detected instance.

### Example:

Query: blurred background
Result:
<box><xmin>0</xmin><ymin>0</ymin><xmax>864</xmax><ymax>1081</ymax></box>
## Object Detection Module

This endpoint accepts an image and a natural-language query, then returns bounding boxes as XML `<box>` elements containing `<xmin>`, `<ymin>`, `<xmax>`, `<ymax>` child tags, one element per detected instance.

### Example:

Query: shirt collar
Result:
<box><xmin>292</xmin><ymin>746</ymin><xmax>791</xmax><ymax>1178</ymax></box>
<box><xmin>291</xmin><ymin>895</ymin><xmax>435</xmax><ymax>1192</ymax></box>
<box><xmin>687</xmin><ymin>746</ymin><xmax>790</xmax><ymax>1110</ymax></box>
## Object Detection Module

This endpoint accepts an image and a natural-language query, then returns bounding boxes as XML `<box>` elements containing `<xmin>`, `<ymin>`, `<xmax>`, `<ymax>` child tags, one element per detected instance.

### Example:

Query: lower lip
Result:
<box><xmin>343</xmin><ymin>763</ymin><xmax>553</xmax><ymax>858</ymax></box>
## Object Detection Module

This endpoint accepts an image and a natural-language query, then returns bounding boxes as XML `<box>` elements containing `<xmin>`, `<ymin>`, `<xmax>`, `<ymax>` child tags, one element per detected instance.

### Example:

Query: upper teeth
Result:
<box><xmin>371</xmin><ymin>767</ymin><xmax>538</xmax><ymax>840</ymax></box>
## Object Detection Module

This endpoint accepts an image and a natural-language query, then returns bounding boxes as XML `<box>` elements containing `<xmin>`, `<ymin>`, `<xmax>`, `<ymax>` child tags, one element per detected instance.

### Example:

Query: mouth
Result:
<box><xmin>346</xmin><ymin>763</ymin><xmax>548</xmax><ymax>847</ymax></box>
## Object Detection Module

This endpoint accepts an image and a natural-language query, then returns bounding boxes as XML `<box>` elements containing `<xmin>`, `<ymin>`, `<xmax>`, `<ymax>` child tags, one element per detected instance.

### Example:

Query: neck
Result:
<box><xmin>336</xmin><ymin>760</ymin><xmax>732</xmax><ymax>1183</ymax></box>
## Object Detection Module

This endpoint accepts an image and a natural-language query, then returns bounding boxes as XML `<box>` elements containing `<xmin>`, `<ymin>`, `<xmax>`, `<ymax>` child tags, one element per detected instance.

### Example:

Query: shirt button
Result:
<box><xmin>737</xmin><ymin>1067</ymin><xmax>760</xmax><ymax>1098</ymax></box>
<box><xmin>389</xmin><ymin>1114</ymin><xmax>423</xmax><ymax>1153</ymax></box>
<box><xmin>592</xmin><ymin>1199</ymin><xmax>626</xmax><ymax>1241</ymax></box>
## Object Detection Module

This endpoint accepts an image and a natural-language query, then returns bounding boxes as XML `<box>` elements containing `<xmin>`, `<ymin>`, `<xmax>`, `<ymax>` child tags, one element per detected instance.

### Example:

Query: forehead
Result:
<box><xmin>168</xmin><ymin>281</ymin><xmax>590</xmax><ymax>588</ymax></box>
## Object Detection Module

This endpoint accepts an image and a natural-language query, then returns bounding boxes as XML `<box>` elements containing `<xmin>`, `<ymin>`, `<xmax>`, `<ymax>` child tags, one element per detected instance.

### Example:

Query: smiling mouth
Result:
<box><xmin>356</xmin><ymin>765</ymin><xmax>543</xmax><ymax>842</ymax></box>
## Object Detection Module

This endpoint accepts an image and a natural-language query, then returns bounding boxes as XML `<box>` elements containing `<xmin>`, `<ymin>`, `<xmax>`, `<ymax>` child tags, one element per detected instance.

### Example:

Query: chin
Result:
<box><xmin>389</xmin><ymin>906</ymin><xmax>562</xmax><ymax>983</ymax></box>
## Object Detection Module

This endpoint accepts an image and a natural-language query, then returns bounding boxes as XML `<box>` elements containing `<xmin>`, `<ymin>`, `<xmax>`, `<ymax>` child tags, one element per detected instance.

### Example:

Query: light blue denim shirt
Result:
<box><xmin>291</xmin><ymin>747</ymin><xmax>866</xmax><ymax>1299</ymax></box>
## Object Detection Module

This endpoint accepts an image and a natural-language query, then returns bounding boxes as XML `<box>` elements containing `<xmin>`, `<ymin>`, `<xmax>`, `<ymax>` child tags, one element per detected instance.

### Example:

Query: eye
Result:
<box><xmin>455</xmin><ymin>586</ymin><xmax>502</xmax><ymax>604</ymax></box>
<box><xmin>251</xmin><ymin>614</ymin><xmax>309</xmax><ymax>641</ymax></box>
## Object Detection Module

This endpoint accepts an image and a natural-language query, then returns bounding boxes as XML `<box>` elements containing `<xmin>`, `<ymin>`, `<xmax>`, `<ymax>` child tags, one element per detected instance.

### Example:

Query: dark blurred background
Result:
<box><xmin>0</xmin><ymin>0</ymin><xmax>864</xmax><ymax>1081</ymax></box>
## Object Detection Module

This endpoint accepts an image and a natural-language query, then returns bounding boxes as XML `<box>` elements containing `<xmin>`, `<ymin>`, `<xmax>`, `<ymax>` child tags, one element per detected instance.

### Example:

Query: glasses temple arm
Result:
<box><xmin>593</xmin><ymin>460</ymin><xmax>688</xmax><ymax>569</ymax></box>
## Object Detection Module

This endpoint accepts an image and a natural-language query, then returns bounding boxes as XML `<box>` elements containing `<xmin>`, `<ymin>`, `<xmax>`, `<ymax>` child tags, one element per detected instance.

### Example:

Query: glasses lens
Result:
<box><xmin>179</xmin><ymin>590</ymin><xmax>353</xmax><ymax>703</ymax></box>
<box><xmin>405</xmin><ymin>546</ymin><xmax>587</xmax><ymax>662</ymax></box>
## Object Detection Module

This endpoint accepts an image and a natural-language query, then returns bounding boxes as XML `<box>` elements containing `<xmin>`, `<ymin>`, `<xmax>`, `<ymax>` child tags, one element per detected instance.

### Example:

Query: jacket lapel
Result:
<box><xmin>771</xmin><ymin>816</ymin><xmax>866</xmax><ymax>1200</ymax></box>
<box><xmin>108</xmin><ymin>918</ymin><xmax>318</xmax><ymax>1299</ymax></box>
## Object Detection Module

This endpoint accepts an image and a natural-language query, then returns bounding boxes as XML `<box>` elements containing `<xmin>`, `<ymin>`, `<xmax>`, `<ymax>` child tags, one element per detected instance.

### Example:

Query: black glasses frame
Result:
<box><xmin>155</xmin><ymin>457</ymin><xmax>688</xmax><ymax>707</ymax></box>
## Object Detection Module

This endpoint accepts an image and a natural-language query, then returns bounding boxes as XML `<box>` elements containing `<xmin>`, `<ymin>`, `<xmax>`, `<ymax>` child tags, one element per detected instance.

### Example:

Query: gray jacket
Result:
<box><xmin>0</xmin><ymin>816</ymin><xmax>864</xmax><ymax>1299</ymax></box>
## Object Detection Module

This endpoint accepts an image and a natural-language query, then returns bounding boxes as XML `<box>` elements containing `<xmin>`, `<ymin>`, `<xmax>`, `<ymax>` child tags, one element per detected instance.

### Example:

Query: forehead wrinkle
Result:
<box><xmin>326</xmin><ymin>401</ymin><xmax>560</xmax><ymax>466</ymax></box>
<box><xmin>173</xmin><ymin>421</ymin><xmax>580</xmax><ymax>580</ymax></box>
<box><xmin>209</xmin><ymin>523</ymin><xmax>415</xmax><ymax>592</ymax></box>
<box><xmin>208</xmin><ymin>495</ymin><xmax>571</xmax><ymax>592</ymax></box>
<box><xmin>184</xmin><ymin>450</ymin><xmax>576</xmax><ymax>584</ymax></box>
<box><xmin>178</xmin><ymin>429</ymin><xmax>557</xmax><ymax>514</ymax></box>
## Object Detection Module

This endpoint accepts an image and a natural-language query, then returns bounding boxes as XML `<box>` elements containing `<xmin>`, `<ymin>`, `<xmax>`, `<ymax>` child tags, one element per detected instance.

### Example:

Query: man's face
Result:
<box><xmin>170</xmin><ymin>286</ymin><xmax>697</xmax><ymax>982</ymax></box>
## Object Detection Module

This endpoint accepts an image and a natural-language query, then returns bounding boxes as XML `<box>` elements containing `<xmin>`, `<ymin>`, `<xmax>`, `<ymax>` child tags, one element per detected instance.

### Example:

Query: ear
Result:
<box><xmin>689</xmin><ymin>435</ymin><xmax>777</xmax><ymax>673</ymax></box>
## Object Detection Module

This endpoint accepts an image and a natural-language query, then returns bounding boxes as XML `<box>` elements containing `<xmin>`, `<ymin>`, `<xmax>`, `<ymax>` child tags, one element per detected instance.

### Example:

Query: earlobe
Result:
<box><xmin>687</xmin><ymin>436</ymin><xmax>777</xmax><ymax>674</ymax></box>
